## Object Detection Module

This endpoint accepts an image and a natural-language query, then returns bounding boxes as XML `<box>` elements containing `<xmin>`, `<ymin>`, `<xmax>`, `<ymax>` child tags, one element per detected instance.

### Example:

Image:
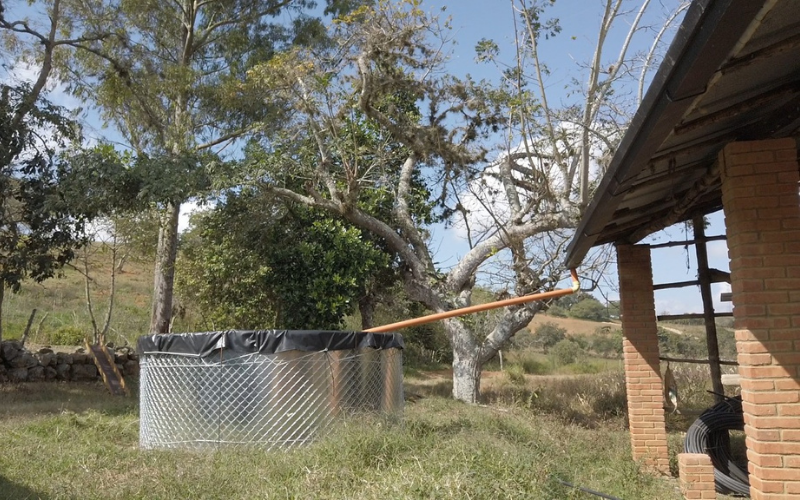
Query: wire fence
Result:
<box><xmin>139</xmin><ymin>347</ymin><xmax>403</xmax><ymax>450</ymax></box>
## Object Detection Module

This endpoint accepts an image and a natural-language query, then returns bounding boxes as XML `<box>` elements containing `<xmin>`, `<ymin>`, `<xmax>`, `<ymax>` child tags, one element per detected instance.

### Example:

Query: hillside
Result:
<box><xmin>527</xmin><ymin>313</ymin><xmax>619</xmax><ymax>336</ymax></box>
<box><xmin>1</xmin><ymin>245</ymin><xmax>154</xmax><ymax>346</ymax></box>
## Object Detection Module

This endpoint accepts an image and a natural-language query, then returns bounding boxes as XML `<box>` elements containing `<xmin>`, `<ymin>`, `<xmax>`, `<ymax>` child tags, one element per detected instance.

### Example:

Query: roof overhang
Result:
<box><xmin>565</xmin><ymin>0</ymin><xmax>800</xmax><ymax>268</ymax></box>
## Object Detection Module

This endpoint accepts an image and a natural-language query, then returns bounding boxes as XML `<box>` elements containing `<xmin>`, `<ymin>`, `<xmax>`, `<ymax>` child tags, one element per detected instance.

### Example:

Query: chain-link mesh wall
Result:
<box><xmin>139</xmin><ymin>348</ymin><xmax>403</xmax><ymax>450</ymax></box>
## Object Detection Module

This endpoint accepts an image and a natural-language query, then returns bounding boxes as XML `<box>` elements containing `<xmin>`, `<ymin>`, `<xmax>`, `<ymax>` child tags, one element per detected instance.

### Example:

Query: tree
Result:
<box><xmin>177</xmin><ymin>187</ymin><xmax>391</xmax><ymax>330</ymax></box>
<box><xmin>531</xmin><ymin>322</ymin><xmax>567</xmax><ymax>350</ymax></box>
<box><xmin>242</xmin><ymin>0</ymin><xmax>685</xmax><ymax>403</ymax></box>
<box><xmin>568</xmin><ymin>297</ymin><xmax>609</xmax><ymax>322</ymax></box>
<box><xmin>59</xmin><ymin>0</ymin><xmax>359</xmax><ymax>333</ymax></box>
<box><xmin>0</xmin><ymin>1</ymin><xmax>109</xmax><ymax>341</ymax></box>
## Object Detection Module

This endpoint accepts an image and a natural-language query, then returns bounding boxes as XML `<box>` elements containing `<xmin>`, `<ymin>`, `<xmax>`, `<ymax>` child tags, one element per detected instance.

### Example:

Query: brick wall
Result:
<box><xmin>617</xmin><ymin>243</ymin><xmax>670</xmax><ymax>474</ymax></box>
<box><xmin>720</xmin><ymin>138</ymin><xmax>800</xmax><ymax>500</ymax></box>
<box><xmin>678</xmin><ymin>453</ymin><xmax>716</xmax><ymax>499</ymax></box>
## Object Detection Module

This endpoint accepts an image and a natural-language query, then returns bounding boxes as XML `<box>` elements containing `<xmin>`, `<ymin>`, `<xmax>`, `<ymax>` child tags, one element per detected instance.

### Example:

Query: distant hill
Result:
<box><xmin>527</xmin><ymin>314</ymin><xmax>619</xmax><ymax>336</ymax></box>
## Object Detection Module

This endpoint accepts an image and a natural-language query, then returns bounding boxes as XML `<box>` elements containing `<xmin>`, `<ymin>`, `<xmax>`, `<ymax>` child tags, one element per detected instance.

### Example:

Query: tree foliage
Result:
<box><xmin>59</xmin><ymin>0</ymin><xmax>354</xmax><ymax>333</ymax></box>
<box><xmin>178</xmin><ymin>187</ymin><xmax>391</xmax><ymax>330</ymax></box>
<box><xmin>232</xmin><ymin>0</ymin><xmax>687</xmax><ymax>403</ymax></box>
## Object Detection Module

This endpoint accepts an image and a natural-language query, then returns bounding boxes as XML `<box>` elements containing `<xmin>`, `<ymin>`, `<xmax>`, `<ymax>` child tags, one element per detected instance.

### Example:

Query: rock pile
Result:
<box><xmin>0</xmin><ymin>341</ymin><xmax>139</xmax><ymax>383</ymax></box>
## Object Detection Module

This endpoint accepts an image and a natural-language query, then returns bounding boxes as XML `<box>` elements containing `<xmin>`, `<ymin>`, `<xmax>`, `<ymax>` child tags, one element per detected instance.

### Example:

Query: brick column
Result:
<box><xmin>719</xmin><ymin>138</ymin><xmax>800</xmax><ymax>500</ymax></box>
<box><xmin>678</xmin><ymin>453</ymin><xmax>716</xmax><ymax>499</ymax></box>
<box><xmin>617</xmin><ymin>243</ymin><xmax>669</xmax><ymax>474</ymax></box>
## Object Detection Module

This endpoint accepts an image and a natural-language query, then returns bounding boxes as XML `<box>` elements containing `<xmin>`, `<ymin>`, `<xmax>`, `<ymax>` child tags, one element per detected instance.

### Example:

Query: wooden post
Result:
<box><xmin>692</xmin><ymin>215</ymin><xmax>725</xmax><ymax>403</ymax></box>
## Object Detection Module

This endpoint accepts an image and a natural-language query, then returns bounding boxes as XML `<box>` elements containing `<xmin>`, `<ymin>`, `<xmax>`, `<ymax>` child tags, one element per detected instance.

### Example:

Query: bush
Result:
<box><xmin>547</xmin><ymin>305</ymin><xmax>568</xmax><ymax>317</ymax></box>
<box><xmin>590</xmin><ymin>332</ymin><xmax>623</xmax><ymax>358</ymax></box>
<box><xmin>532</xmin><ymin>322</ymin><xmax>567</xmax><ymax>350</ymax></box>
<box><xmin>507</xmin><ymin>349</ymin><xmax>552</xmax><ymax>375</ymax></box>
<box><xmin>568</xmin><ymin>298</ymin><xmax>609</xmax><ymax>322</ymax></box>
<box><xmin>49</xmin><ymin>326</ymin><xmax>85</xmax><ymax>346</ymax></box>
<box><xmin>550</xmin><ymin>338</ymin><xmax>585</xmax><ymax>366</ymax></box>
<box><xmin>504</xmin><ymin>364</ymin><xmax>526</xmax><ymax>385</ymax></box>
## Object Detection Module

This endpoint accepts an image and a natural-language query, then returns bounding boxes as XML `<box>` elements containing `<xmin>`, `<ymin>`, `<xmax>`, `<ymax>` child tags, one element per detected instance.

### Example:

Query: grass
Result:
<box><xmin>1</xmin><ymin>247</ymin><xmax>154</xmax><ymax>346</ymax></box>
<box><xmin>0</xmin><ymin>381</ymin><xmax>686</xmax><ymax>500</ymax></box>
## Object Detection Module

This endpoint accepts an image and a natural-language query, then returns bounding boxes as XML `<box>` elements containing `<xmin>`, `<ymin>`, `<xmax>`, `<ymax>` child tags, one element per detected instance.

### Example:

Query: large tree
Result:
<box><xmin>178</xmin><ymin>188</ymin><xmax>393</xmax><ymax>330</ymax></box>
<box><xmin>59</xmin><ymin>0</ymin><xmax>362</xmax><ymax>333</ymax></box>
<box><xmin>242</xmin><ymin>0</ymin><xmax>685</xmax><ymax>402</ymax></box>
<box><xmin>0</xmin><ymin>0</ymin><xmax>112</xmax><ymax>340</ymax></box>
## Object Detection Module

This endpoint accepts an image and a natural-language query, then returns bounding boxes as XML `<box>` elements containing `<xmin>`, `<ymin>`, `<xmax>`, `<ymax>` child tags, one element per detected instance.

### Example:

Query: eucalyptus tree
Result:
<box><xmin>60</xmin><ymin>0</ymin><xmax>360</xmax><ymax>333</ymax></box>
<box><xmin>244</xmin><ymin>0</ymin><xmax>688</xmax><ymax>403</ymax></box>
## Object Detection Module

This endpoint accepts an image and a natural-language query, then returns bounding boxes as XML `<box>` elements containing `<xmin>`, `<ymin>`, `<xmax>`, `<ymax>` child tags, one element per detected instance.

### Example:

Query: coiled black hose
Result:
<box><xmin>684</xmin><ymin>396</ymin><xmax>750</xmax><ymax>496</ymax></box>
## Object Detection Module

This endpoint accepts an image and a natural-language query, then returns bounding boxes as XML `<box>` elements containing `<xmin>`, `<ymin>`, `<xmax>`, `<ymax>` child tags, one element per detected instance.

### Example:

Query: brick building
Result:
<box><xmin>564</xmin><ymin>1</ymin><xmax>800</xmax><ymax>498</ymax></box>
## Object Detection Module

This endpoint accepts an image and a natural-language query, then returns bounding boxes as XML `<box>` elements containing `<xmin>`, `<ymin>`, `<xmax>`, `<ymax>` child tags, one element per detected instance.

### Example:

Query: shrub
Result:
<box><xmin>550</xmin><ymin>338</ymin><xmax>585</xmax><ymax>366</ymax></box>
<box><xmin>49</xmin><ymin>326</ymin><xmax>85</xmax><ymax>346</ymax></box>
<box><xmin>590</xmin><ymin>332</ymin><xmax>623</xmax><ymax>357</ymax></box>
<box><xmin>546</xmin><ymin>305</ymin><xmax>568</xmax><ymax>317</ymax></box>
<box><xmin>568</xmin><ymin>298</ymin><xmax>609</xmax><ymax>322</ymax></box>
<box><xmin>506</xmin><ymin>349</ymin><xmax>552</xmax><ymax>375</ymax></box>
<box><xmin>532</xmin><ymin>322</ymin><xmax>567</xmax><ymax>350</ymax></box>
<box><xmin>504</xmin><ymin>364</ymin><xmax>526</xmax><ymax>385</ymax></box>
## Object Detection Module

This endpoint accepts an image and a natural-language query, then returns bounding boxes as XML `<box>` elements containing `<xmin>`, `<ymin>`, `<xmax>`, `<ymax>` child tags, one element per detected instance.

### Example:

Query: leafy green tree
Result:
<box><xmin>0</xmin><ymin>2</ymin><xmax>112</xmax><ymax>340</ymax></box>
<box><xmin>551</xmin><ymin>338</ymin><xmax>585</xmax><ymax>366</ymax></box>
<box><xmin>241</xmin><ymin>0</ymin><xmax>683</xmax><ymax>403</ymax></box>
<box><xmin>0</xmin><ymin>85</ymin><xmax>91</xmax><ymax>341</ymax></box>
<box><xmin>568</xmin><ymin>297</ymin><xmax>610</xmax><ymax>322</ymax></box>
<box><xmin>177</xmin><ymin>187</ymin><xmax>390</xmax><ymax>330</ymax></box>
<box><xmin>59</xmin><ymin>0</ymin><xmax>355</xmax><ymax>333</ymax></box>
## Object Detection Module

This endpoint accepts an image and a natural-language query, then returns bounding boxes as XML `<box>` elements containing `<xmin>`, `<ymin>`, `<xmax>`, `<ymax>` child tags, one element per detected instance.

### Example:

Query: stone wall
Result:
<box><xmin>0</xmin><ymin>340</ymin><xmax>139</xmax><ymax>383</ymax></box>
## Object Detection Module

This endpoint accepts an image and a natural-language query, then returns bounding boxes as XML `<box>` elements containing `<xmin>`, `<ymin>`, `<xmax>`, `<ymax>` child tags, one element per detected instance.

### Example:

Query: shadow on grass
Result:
<box><xmin>0</xmin><ymin>475</ymin><xmax>49</xmax><ymax>500</ymax></box>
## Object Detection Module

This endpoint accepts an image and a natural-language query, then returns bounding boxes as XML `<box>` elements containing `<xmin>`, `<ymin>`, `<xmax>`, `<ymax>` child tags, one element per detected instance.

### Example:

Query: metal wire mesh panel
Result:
<box><xmin>139</xmin><ymin>347</ymin><xmax>403</xmax><ymax>450</ymax></box>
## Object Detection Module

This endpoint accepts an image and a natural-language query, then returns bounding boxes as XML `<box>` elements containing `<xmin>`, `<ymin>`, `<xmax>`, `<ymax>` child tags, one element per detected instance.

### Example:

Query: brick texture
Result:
<box><xmin>720</xmin><ymin>138</ymin><xmax>800</xmax><ymax>499</ymax></box>
<box><xmin>678</xmin><ymin>453</ymin><xmax>716</xmax><ymax>499</ymax></box>
<box><xmin>617</xmin><ymin>243</ymin><xmax>670</xmax><ymax>475</ymax></box>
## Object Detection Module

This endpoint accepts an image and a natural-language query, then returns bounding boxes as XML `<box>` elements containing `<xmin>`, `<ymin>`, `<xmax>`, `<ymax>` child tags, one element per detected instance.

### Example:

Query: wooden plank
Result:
<box><xmin>657</xmin><ymin>312</ymin><xmax>733</xmax><ymax>321</ymax></box>
<box><xmin>659</xmin><ymin>355</ymin><xmax>738</xmax><ymax>366</ymax></box>
<box><xmin>693</xmin><ymin>215</ymin><xmax>725</xmax><ymax>403</ymax></box>
<box><xmin>648</xmin><ymin>235</ymin><xmax>727</xmax><ymax>249</ymax></box>
<box><xmin>653</xmin><ymin>279</ymin><xmax>699</xmax><ymax>291</ymax></box>
<box><xmin>86</xmin><ymin>341</ymin><xmax>128</xmax><ymax>396</ymax></box>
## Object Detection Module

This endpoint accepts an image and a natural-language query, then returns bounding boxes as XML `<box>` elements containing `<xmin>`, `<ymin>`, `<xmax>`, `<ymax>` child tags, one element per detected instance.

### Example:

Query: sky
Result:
<box><xmin>3</xmin><ymin>0</ymin><xmax>730</xmax><ymax>316</ymax></box>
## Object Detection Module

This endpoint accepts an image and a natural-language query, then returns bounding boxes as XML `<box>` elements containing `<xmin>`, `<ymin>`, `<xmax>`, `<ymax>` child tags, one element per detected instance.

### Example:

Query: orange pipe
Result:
<box><xmin>365</xmin><ymin>269</ymin><xmax>580</xmax><ymax>333</ymax></box>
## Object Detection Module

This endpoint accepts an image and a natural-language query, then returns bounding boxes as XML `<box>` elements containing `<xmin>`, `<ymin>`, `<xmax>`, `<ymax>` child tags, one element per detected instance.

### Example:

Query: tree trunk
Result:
<box><xmin>445</xmin><ymin>318</ymin><xmax>482</xmax><ymax>403</ymax></box>
<box><xmin>452</xmin><ymin>346</ymin><xmax>481</xmax><ymax>403</ymax></box>
<box><xmin>0</xmin><ymin>284</ymin><xmax>4</xmax><ymax>342</ymax></box>
<box><xmin>358</xmin><ymin>295</ymin><xmax>375</xmax><ymax>330</ymax></box>
<box><xmin>149</xmin><ymin>202</ymin><xmax>181</xmax><ymax>333</ymax></box>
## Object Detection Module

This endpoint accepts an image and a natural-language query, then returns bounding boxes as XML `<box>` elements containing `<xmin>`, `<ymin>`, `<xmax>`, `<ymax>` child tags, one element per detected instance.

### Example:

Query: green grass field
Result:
<box><xmin>0</xmin><ymin>380</ymin><xmax>686</xmax><ymax>500</ymax></box>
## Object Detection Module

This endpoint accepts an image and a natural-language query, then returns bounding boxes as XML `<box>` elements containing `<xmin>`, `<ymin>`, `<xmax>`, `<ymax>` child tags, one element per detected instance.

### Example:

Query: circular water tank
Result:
<box><xmin>137</xmin><ymin>330</ymin><xmax>404</xmax><ymax>450</ymax></box>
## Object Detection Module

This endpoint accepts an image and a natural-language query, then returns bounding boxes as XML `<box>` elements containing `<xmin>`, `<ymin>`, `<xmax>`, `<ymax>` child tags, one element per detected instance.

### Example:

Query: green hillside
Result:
<box><xmin>1</xmin><ymin>246</ymin><xmax>154</xmax><ymax>347</ymax></box>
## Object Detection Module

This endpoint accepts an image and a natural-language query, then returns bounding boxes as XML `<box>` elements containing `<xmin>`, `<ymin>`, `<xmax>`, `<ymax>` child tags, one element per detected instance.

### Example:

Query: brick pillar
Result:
<box><xmin>678</xmin><ymin>453</ymin><xmax>716</xmax><ymax>499</ymax></box>
<box><xmin>617</xmin><ymin>243</ymin><xmax>669</xmax><ymax>474</ymax></box>
<box><xmin>719</xmin><ymin>138</ymin><xmax>800</xmax><ymax>499</ymax></box>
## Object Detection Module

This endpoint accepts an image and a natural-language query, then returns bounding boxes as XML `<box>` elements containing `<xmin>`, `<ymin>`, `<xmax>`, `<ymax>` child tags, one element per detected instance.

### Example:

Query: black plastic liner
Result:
<box><xmin>137</xmin><ymin>330</ymin><xmax>404</xmax><ymax>357</ymax></box>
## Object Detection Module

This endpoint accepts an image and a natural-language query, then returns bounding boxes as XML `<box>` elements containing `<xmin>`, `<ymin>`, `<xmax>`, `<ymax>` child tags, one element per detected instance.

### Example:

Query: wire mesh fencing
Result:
<box><xmin>139</xmin><ymin>347</ymin><xmax>403</xmax><ymax>450</ymax></box>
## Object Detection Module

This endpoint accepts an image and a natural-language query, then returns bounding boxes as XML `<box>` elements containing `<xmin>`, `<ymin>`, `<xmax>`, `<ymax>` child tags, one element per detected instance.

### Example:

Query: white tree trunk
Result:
<box><xmin>452</xmin><ymin>346</ymin><xmax>481</xmax><ymax>404</ymax></box>
<box><xmin>445</xmin><ymin>318</ymin><xmax>482</xmax><ymax>403</ymax></box>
